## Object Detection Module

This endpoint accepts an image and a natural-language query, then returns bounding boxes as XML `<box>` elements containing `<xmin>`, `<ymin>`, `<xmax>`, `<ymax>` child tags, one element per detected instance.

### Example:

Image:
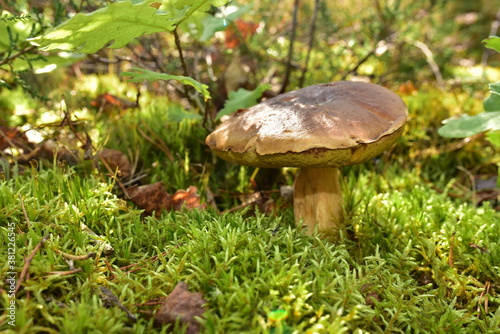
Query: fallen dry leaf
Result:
<box><xmin>0</xmin><ymin>124</ymin><xmax>31</xmax><ymax>151</ymax></box>
<box><xmin>154</xmin><ymin>282</ymin><xmax>206</xmax><ymax>333</ymax></box>
<box><xmin>171</xmin><ymin>186</ymin><xmax>206</xmax><ymax>211</ymax></box>
<box><xmin>39</xmin><ymin>140</ymin><xmax>80</xmax><ymax>165</ymax></box>
<box><xmin>91</xmin><ymin>93</ymin><xmax>138</xmax><ymax>113</ymax></box>
<box><xmin>127</xmin><ymin>182</ymin><xmax>171</xmax><ymax>216</ymax></box>
<box><xmin>98</xmin><ymin>148</ymin><xmax>132</xmax><ymax>178</ymax></box>
<box><xmin>225</xmin><ymin>19</ymin><xmax>259</xmax><ymax>49</ymax></box>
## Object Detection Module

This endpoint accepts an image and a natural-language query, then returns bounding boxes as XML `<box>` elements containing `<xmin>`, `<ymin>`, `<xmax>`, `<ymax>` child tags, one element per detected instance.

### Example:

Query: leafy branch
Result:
<box><xmin>0</xmin><ymin>45</ymin><xmax>36</xmax><ymax>67</ymax></box>
<box><xmin>29</xmin><ymin>0</ymin><xmax>230</xmax><ymax>106</ymax></box>
<box><xmin>1</xmin><ymin>13</ymin><xmax>31</xmax><ymax>23</ymax></box>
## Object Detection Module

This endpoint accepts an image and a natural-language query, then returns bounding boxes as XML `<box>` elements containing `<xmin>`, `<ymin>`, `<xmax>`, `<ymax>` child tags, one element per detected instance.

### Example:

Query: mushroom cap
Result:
<box><xmin>206</xmin><ymin>81</ymin><xmax>408</xmax><ymax>168</ymax></box>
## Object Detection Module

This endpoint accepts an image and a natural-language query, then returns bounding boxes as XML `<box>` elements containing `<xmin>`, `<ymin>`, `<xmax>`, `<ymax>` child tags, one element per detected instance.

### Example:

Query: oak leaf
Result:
<box><xmin>154</xmin><ymin>282</ymin><xmax>206</xmax><ymax>333</ymax></box>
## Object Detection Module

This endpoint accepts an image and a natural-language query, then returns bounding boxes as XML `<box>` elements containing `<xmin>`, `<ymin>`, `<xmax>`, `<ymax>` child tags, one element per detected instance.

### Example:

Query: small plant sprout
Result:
<box><xmin>206</xmin><ymin>81</ymin><xmax>407</xmax><ymax>237</ymax></box>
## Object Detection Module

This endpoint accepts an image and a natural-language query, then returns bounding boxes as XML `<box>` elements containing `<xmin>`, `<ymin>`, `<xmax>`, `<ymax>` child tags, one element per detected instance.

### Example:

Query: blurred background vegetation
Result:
<box><xmin>1</xmin><ymin>0</ymin><xmax>500</xmax><ymax>207</ymax></box>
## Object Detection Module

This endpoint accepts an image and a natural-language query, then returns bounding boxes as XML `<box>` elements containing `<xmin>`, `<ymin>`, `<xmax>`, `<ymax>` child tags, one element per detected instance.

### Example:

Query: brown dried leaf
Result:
<box><xmin>0</xmin><ymin>124</ymin><xmax>31</xmax><ymax>151</ymax></box>
<box><xmin>98</xmin><ymin>148</ymin><xmax>132</xmax><ymax>178</ymax></box>
<box><xmin>127</xmin><ymin>182</ymin><xmax>171</xmax><ymax>216</ymax></box>
<box><xmin>91</xmin><ymin>93</ymin><xmax>138</xmax><ymax>113</ymax></box>
<box><xmin>41</xmin><ymin>140</ymin><xmax>80</xmax><ymax>165</ymax></box>
<box><xmin>171</xmin><ymin>186</ymin><xmax>206</xmax><ymax>211</ymax></box>
<box><xmin>225</xmin><ymin>19</ymin><xmax>259</xmax><ymax>49</ymax></box>
<box><xmin>154</xmin><ymin>282</ymin><xmax>206</xmax><ymax>333</ymax></box>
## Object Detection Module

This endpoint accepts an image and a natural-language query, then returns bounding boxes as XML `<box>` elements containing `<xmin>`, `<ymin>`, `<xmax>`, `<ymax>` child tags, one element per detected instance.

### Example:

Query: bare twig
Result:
<box><xmin>137</xmin><ymin>120</ymin><xmax>174</xmax><ymax>163</ymax></box>
<box><xmin>457</xmin><ymin>165</ymin><xmax>477</xmax><ymax>205</ymax></box>
<box><xmin>60</xmin><ymin>109</ymin><xmax>85</xmax><ymax>144</ymax></box>
<box><xmin>18</xmin><ymin>195</ymin><xmax>31</xmax><ymax>229</ymax></box>
<box><xmin>135</xmin><ymin>299</ymin><xmax>165</xmax><ymax>307</ymax></box>
<box><xmin>411</xmin><ymin>132</ymin><xmax>484</xmax><ymax>159</ymax></box>
<box><xmin>408</xmin><ymin>39</ymin><xmax>444</xmax><ymax>87</ymax></box>
<box><xmin>280</xmin><ymin>0</ymin><xmax>300</xmax><ymax>94</ymax></box>
<box><xmin>46</xmin><ymin>268</ymin><xmax>83</xmax><ymax>276</ymax></box>
<box><xmin>342</xmin><ymin>50</ymin><xmax>376</xmax><ymax>80</ymax></box>
<box><xmin>448</xmin><ymin>231</ymin><xmax>455</xmax><ymax>267</ymax></box>
<box><xmin>0</xmin><ymin>129</ymin><xmax>30</xmax><ymax>161</ymax></box>
<box><xmin>173</xmin><ymin>28</ymin><xmax>205</xmax><ymax>111</ymax></box>
<box><xmin>54</xmin><ymin>249</ymin><xmax>96</xmax><ymax>261</ymax></box>
<box><xmin>482</xmin><ymin>9</ymin><xmax>500</xmax><ymax>66</ymax></box>
<box><xmin>100</xmin><ymin>286</ymin><xmax>137</xmax><ymax>322</ymax></box>
<box><xmin>341</xmin><ymin>30</ymin><xmax>399</xmax><ymax>80</ymax></box>
<box><xmin>108</xmin><ymin>251</ymin><xmax>169</xmax><ymax>280</ymax></box>
<box><xmin>299</xmin><ymin>0</ymin><xmax>320</xmax><ymax>87</ymax></box>
<box><xmin>98</xmin><ymin>154</ymin><xmax>131</xmax><ymax>199</ymax></box>
<box><xmin>478</xmin><ymin>281</ymin><xmax>491</xmax><ymax>314</ymax></box>
<box><xmin>15</xmin><ymin>235</ymin><xmax>50</xmax><ymax>294</ymax></box>
<box><xmin>0</xmin><ymin>45</ymin><xmax>37</xmax><ymax>67</ymax></box>
<box><xmin>221</xmin><ymin>194</ymin><xmax>262</xmax><ymax>214</ymax></box>
<box><xmin>81</xmin><ymin>223</ymin><xmax>114</xmax><ymax>255</ymax></box>
<box><xmin>173</xmin><ymin>29</ymin><xmax>190</xmax><ymax>76</ymax></box>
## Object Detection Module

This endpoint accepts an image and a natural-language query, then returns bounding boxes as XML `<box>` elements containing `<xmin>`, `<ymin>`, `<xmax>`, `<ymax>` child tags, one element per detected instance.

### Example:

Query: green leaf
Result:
<box><xmin>483</xmin><ymin>82</ymin><xmax>500</xmax><ymax>112</ymax></box>
<box><xmin>483</xmin><ymin>36</ymin><xmax>500</xmax><ymax>53</ymax></box>
<box><xmin>199</xmin><ymin>4</ymin><xmax>252</xmax><ymax>41</ymax></box>
<box><xmin>0</xmin><ymin>11</ymin><xmax>38</xmax><ymax>53</ymax></box>
<box><xmin>30</xmin><ymin>0</ymin><xmax>176</xmax><ymax>53</ymax></box>
<box><xmin>167</xmin><ymin>105</ymin><xmax>203</xmax><ymax>122</ymax></box>
<box><xmin>268</xmin><ymin>309</ymin><xmax>288</xmax><ymax>322</ymax></box>
<box><xmin>484</xmin><ymin>93</ymin><xmax>500</xmax><ymax>112</ymax></box>
<box><xmin>175</xmin><ymin>0</ymin><xmax>228</xmax><ymax>10</ymax></box>
<box><xmin>173</xmin><ymin>0</ymin><xmax>230</xmax><ymax>24</ymax></box>
<box><xmin>489</xmin><ymin>81</ymin><xmax>500</xmax><ymax>95</ymax></box>
<box><xmin>216</xmin><ymin>84</ymin><xmax>270</xmax><ymax>120</ymax></box>
<box><xmin>486</xmin><ymin>130</ymin><xmax>500</xmax><ymax>148</ymax></box>
<box><xmin>0</xmin><ymin>52</ymin><xmax>85</xmax><ymax>72</ymax></box>
<box><xmin>438</xmin><ymin>112</ymin><xmax>500</xmax><ymax>138</ymax></box>
<box><xmin>121</xmin><ymin>67</ymin><xmax>211</xmax><ymax>100</ymax></box>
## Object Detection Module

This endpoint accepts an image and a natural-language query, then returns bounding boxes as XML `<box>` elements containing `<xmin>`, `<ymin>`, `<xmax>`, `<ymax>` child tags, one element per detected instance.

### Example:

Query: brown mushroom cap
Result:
<box><xmin>206</xmin><ymin>81</ymin><xmax>407</xmax><ymax>168</ymax></box>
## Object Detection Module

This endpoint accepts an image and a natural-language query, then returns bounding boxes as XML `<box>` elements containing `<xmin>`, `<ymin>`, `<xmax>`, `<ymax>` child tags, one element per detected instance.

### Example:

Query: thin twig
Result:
<box><xmin>0</xmin><ymin>129</ymin><xmax>30</xmax><ymax>161</ymax></box>
<box><xmin>341</xmin><ymin>27</ymin><xmax>400</xmax><ymax>80</ymax></box>
<box><xmin>46</xmin><ymin>268</ymin><xmax>83</xmax><ymax>276</ymax></box>
<box><xmin>457</xmin><ymin>165</ymin><xmax>477</xmax><ymax>205</ymax></box>
<box><xmin>19</xmin><ymin>195</ymin><xmax>31</xmax><ymax>229</ymax></box>
<box><xmin>411</xmin><ymin>132</ymin><xmax>484</xmax><ymax>159</ymax></box>
<box><xmin>100</xmin><ymin>286</ymin><xmax>137</xmax><ymax>322</ymax></box>
<box><xmin>54</xmin><ymin>249</ymin><xmax>96</xmax><ymax>261</ymax></box>
<box><xmin>135</xmin><ymin>299</ymin><xmax>165</xmax><ymax>307</ymax></box>
<box><xmin>408</xmin><ymin>39</ymin><xmax>444</xmax><ymax>87</ymax></box>
<box><xmin>299</xmin><ymin>0</ymin><xmax>320</xmax><ymax>87</ymax></box>
<box><xmin>0</xmin><ymin>45</ymin><xmax>37</xmax><ymax>67</ymax></box>
<box><xmin>221</xmin><ymin>196</ymin><xmax>261</xmax><ymax>214</ymax></box>
<box><xmin>15</xmin><ymin>235</ymin><xmax>50</xmax><ymax>294</ymax></box>
<box><xmin>448</xmin><ymin>231</ymin><xmax>455</xmax><ymax>268</ymax></box>
<box><xmin>60</xmin><ymin>108</ymin><xmax>85</xmax><ymax>144</ymax></box>
<box><xmin>482</xmin><ymin>8</ymin><xmax>500</xmax><ymax>66</ymax></box>
<box><xmin>173</xmin><ymin>28</ymin><xmax>205</xmax><ymax>111</ymax></box>
<box><xmin>280</xmin><ymin>0</ymin><xmax>300</xmax><ymax>94</ymax></box>
<box><xmin>478</xmin><ymin>281</ymin><xmax>491</xmax><ymax>314</ymax></box>
<box><xmin>342</xmin><ymin>50</ymin><xmax>376</xmax><ymax>80</ymax></box>
<box><xmin>98</xmin><ymin>154</ymin><xmax>130</xmax><ymax>199</ymax></box>
<box><xmin>173</xmin><ymin>29</ymin><xmax>190</xmax><ymax>82</ymax></box>
<box><xmin>137</xmin><ymin>121</ymin><xmax>175</xmax><ymax>163</ymax></box>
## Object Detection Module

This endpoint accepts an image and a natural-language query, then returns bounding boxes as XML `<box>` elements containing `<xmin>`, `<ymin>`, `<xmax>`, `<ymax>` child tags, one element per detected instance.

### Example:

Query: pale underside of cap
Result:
<box><xmin>206</xmin><ymin>81</ymin><xmax>408</xmax><ymax>168</ymax></box>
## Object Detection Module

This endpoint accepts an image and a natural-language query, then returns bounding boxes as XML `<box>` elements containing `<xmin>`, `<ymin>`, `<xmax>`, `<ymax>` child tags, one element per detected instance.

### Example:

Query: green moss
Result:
<box><xmin>1</xmin><ymin>157</ymin><xmax>499</xmax><ymax>333</ymax></box>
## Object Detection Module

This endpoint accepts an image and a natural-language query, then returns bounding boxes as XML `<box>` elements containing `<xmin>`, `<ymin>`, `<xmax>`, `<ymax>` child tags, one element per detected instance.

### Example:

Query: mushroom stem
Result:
<box><xmin>293</xmin><ymin>167</ymin><xmax>343</xmax><ymax>235</ymax></box>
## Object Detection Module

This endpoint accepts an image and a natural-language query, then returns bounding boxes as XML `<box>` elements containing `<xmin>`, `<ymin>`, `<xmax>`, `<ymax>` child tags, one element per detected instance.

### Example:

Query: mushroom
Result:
<box><xmin>206</xmin><ymin>81</ymin><xmax>407</xmax><ymax>237</ymax></box>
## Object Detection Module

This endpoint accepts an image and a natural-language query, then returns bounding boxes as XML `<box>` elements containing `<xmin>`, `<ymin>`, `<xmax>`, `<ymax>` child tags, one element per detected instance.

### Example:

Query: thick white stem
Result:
<box><xmin>293</xmin><ymin>167</ymin><xmax>343</xmax><ymax>235</ymax></box>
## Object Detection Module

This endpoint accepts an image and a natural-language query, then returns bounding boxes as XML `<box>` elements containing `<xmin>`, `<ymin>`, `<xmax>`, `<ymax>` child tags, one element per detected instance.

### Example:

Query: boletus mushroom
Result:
<box><xmin>206</xmin><ymin>81</ymin><xmax>407</xmax><ymax>237</ymax></box>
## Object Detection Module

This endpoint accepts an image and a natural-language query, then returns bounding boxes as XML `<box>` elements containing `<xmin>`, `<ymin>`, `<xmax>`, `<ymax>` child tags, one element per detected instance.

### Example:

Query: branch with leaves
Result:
<box><xmin>29</xmin><ymin>0</ymin><xmax>233</xmax><ymax>106</ymax></box>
